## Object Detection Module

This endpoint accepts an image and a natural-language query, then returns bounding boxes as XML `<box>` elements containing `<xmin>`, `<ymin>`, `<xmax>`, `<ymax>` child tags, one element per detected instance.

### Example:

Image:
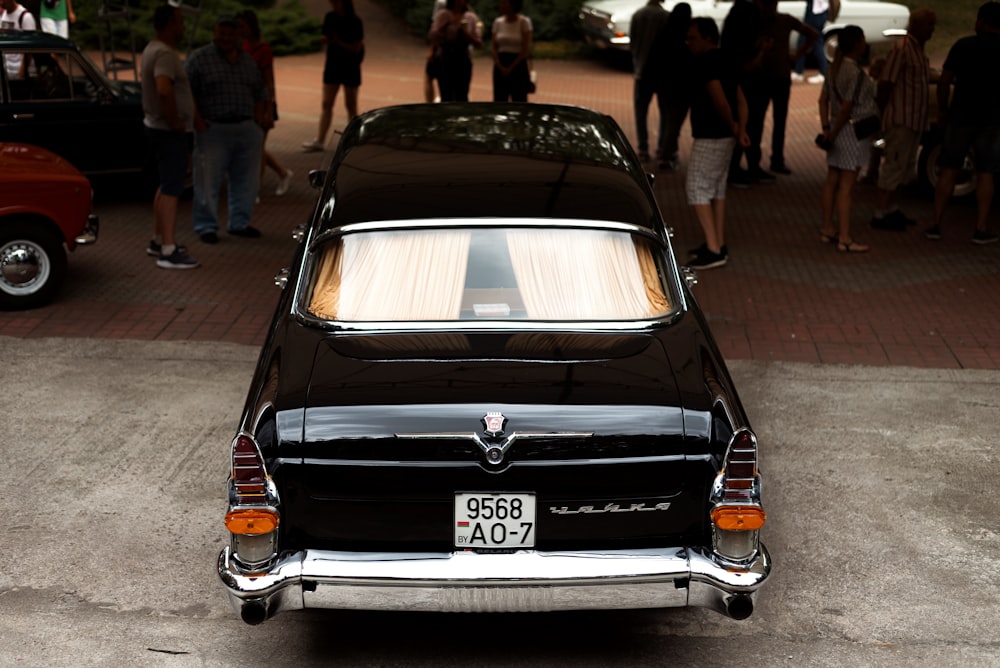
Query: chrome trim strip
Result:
<box><xmin>395</xmin><ymin>431</ymin><xmax>593</xmax><ymax>458</ymax></box>
<box><xmin>310</xmin><ymin>218</ymin><xmax>663</xmax><ymax>252</ymax></box>
<box><xmin>218</xmin><ymin>544</ymin><xmax>770</xmax><ymax>616</ymax></box>
<box><xmin>293</xmin><ymin>314</ymin><xmax>682</xmax><ymax>332</ymax></box>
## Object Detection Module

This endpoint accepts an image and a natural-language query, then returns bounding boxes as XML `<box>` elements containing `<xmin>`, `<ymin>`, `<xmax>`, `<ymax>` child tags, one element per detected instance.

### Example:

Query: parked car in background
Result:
<box><xmin>0</xmin><ymin>31</ymin><xmax>147</xmax><ymax>181</ymax></box>
<box><xmin>580</xmin><ymin>0</ymin><xmax>909</xmax><ymax>58</ymax></box>
<box><xmin>217</xmin><ymin>103</ymin><xmax>771</xmax><ymax>626</ymax></box>
<box><xmin>0</xmin><ymin>142</ymin><xmax>98</xmax><ymax>309</ymax></box>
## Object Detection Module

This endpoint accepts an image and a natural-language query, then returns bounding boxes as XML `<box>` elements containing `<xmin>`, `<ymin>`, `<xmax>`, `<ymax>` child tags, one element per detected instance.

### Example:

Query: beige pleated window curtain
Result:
<box><xmin>309</xmin><ymin>230</ymin><xmax>471</xmax><ymax>321</ymax></box>
<box><xmin>506</xmin><ymin>229</ymin><xmax>670</xmax><ymax>320</ymax></box>
<box><xmin>308</xmin><ymin>228</ymin><xmax>670</xmax><ymax>322</ymax></box>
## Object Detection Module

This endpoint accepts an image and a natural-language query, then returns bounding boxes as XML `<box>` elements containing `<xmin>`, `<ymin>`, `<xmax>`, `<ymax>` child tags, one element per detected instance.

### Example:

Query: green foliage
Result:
<box><xmin>71</xmin><ymin>0</ymin><xmax>322</xmax><ymax>57</ymax></box>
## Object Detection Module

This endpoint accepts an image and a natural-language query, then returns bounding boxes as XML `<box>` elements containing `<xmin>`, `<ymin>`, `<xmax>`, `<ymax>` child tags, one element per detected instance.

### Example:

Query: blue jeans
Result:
<box><xmin>192</xmin><ymin>120</ymin><xmax>263</xmax><ymax>234</ymax></box>
<box><xmin>794</xmin><ymin>9</ymin><xmax>828</xmax><ymax>76</ymax></box>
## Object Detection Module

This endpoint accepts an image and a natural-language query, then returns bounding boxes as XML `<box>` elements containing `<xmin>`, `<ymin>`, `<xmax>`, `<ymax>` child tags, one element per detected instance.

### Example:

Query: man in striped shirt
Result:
<box><xmin>871</xmin><ymin>8</ymin><xmax>936</xmax><ymax>231</ymax></box>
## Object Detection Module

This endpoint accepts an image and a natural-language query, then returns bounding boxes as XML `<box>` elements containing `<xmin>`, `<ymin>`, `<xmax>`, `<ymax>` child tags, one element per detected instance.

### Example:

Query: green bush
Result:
<box><xmin>72</xmin><ymin>0</ymin><xmax>322</xmax><ymax>57</ymax></box>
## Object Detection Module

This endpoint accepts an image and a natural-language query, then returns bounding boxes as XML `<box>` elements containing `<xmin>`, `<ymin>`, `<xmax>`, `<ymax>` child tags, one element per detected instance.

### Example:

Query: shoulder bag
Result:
<box><xmin>848</xmin><ymin>68</ymin><xmax>880</xmax><ymax>139</ymax></box>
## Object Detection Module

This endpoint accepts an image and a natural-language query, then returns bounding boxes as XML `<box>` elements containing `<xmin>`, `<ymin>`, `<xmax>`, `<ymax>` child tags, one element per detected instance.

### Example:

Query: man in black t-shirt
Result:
<box><xmin>684</xmin><ymin>17</ymin><xmax>749</xmax><ymax>270</ymax></box>
<box><xmin>926</xmin><ymin>1</ymin><xmax>1000</xmax><ymax>245</ymax></box>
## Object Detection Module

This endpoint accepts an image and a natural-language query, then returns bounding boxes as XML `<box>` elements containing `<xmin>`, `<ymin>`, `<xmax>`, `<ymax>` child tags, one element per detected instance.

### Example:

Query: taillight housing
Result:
<box><xmin>226</xmin><ymin>434</ymin><xmax>280</xmax><ymax>571</ymax></box>
<box><xmin>710</xmin><ymin>428</ymin><xmax>765</xmax><ymax>563</ymax></box>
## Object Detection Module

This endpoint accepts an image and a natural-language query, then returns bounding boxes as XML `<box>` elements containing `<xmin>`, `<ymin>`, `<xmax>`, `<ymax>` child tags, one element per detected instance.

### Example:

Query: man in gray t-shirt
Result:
<box><xmin>140</xmin><ymin>4</ymin><xmax>199</xmax><ymax>269</ymax></box>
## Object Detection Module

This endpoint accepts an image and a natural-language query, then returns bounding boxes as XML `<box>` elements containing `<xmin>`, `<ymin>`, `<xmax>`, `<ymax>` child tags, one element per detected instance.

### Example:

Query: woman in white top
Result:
<box><xmin>491</xmin><ymin>0</ymin><xmax>532</xmax><ymax>102</ymax></box>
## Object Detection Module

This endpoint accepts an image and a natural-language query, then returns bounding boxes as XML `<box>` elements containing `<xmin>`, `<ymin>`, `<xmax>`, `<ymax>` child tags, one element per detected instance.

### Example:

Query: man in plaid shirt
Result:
<box><xmin>186</xmin><ymin>14</ymin><xmax>272</xmax><ymax>244</ymax></box>
<box><xmin>872</xmin><ymin>7</ymin><xmax>936</xmax><ymax>231</ymax></box>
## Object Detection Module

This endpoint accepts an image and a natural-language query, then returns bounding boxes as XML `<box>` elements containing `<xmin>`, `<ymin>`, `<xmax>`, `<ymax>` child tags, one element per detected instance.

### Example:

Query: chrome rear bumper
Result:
<box><xmin>218</xmin><ymin>544</ymin><xmax>770</xmax><ymax>624</ymax></box>
<box><xmin>73</xmin><ymin>214</ymin><xmax>99</xmax><ymax>246</ymax></box>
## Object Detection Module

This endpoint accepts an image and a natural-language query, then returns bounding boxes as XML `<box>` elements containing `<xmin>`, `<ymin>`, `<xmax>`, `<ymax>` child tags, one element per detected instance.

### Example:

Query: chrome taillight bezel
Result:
<box><xmin>226</xmin><ymin>433</ymin><xmax>281</xmax><ymax>572</ymax></box>
<box><xmin>709</xmin><ymin>428</ymin><xmax>765</xmax><ymax>564</ymax></box>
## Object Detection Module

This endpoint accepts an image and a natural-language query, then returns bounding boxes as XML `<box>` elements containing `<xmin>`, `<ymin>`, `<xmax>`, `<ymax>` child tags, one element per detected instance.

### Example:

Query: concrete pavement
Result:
<box><xmin>0</xmin><ymin>337</ymin><xmax>998</xmax><ymax>666</ymax></box>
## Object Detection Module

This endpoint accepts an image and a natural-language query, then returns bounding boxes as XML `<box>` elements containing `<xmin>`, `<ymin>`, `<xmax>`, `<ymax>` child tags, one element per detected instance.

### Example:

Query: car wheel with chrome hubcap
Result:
<box><xmin>0</xmin><ymin>221</ymin><xmax>67</xmax><ymax>310</ymax></box>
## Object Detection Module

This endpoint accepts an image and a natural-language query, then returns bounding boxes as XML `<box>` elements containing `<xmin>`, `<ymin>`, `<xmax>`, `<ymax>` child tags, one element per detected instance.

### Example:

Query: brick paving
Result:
<box><xmin>1</xmin><ymin>0</ymin><xmax>998</xmax><ymax>368</ymax></box>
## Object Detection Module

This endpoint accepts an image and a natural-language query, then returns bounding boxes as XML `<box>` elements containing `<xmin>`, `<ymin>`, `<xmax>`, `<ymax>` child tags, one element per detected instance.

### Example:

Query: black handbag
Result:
<box><xmin>848</xmin><ymin>69</ymin><xmax>880</xmax><ymax>139</ymax></box>
<box><xmin>852</xmin><ymin>115</ymin><xmax>881</xmax><ymax>139</ymax></box>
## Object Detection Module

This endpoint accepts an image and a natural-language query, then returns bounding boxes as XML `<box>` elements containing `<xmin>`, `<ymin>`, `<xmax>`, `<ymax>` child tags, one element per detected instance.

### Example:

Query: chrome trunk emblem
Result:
<box><xmin>482</xmin><ymin>411</ymin><xmax>507</xmax><ymax>437</ymax></box>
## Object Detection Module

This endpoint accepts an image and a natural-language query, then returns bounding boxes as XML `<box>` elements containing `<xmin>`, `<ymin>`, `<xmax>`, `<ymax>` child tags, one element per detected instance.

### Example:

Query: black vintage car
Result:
<box><xmin>0</xmin><ymin>31</ymin><xmax>146</xmax><ymax>179</ymax></box>
<box><xmin>217</xmin><ymin>103</ymin><xmax>770</xmax><ymax>624</ymax></box>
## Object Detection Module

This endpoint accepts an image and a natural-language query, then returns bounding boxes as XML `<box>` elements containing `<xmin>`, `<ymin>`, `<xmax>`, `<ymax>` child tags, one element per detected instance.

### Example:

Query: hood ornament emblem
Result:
<box><xmin>482</xmin><ymin>411</ymin><xmax>507</xmax><ymax>438</ymax></box>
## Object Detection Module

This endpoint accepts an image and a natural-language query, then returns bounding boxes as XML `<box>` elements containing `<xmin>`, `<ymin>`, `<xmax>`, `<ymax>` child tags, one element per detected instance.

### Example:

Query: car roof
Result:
<box><xmin>0</xmin><ymin>29</ymin><xmax>76</xmax><ymax>50</ymax></box>
<box><xmin>320</xmin><ymin>103</ymin><xmax>662</xmax><ymax>236</ymax></box>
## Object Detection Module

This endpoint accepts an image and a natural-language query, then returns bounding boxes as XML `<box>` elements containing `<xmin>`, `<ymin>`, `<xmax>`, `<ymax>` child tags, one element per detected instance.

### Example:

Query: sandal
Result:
<box><xmin>820</xmin><ymin>231</ymin><xmax>837</xmax><ymax>244</ymax></box>
<box><xmin>837</xmin><ymin>240</ymin><xmax>870</xmax><ymax>253</ymax></box>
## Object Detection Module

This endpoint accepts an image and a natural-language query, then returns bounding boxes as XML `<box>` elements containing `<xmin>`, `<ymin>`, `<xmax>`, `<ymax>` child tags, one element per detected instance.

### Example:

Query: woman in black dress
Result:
<box><xmin>303</xmin><ymin>0</ymin><xmax>365</xmax><ymax>152</ymax></box>
<box><xmin>429</xmin><ymin>0</ymin><xmax>482</xmax><ymax>102</ymax></box>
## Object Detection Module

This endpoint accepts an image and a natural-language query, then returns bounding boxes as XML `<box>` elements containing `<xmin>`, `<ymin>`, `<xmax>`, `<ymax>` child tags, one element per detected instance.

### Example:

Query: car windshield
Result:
<box><xmin>303</xmin><ymin>225</ymin><xmax>673</xmax><ymax>323</ymax></box>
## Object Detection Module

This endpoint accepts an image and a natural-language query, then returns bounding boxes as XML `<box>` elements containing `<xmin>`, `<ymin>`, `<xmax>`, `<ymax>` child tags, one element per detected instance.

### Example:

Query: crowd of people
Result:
<box><xmin>628</xmin><ymin>0</ymin><xmax>999</xmax><ymax>269</ymax></box>
<box><xmin>129</xmin><ymin>0</ymin><xmax>999</xmax><ymax>272</ymax></box>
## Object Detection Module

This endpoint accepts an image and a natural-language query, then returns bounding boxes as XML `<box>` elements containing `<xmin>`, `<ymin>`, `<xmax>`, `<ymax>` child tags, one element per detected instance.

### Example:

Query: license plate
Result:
<box><xmin>454</xmin><ymin>493</ymin><xmax>536</xmax><ymax>548</ymax></box>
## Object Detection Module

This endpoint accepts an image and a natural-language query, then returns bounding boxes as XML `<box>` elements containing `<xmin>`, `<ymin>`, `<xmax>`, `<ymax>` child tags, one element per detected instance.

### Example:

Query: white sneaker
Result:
<box><xmin>275</xmin><ymin>169</ymin><xmax>294</xmax><ymax>196</ymax></box>
<box><xmin>301</xmin><ymin>139</ymin><xmax>324</xmax><ymax>152</ymax></box>
<box><xmin>790</xmin><ymin>72</ymin><xmax>805</xmax><ymax>83</ymax></box>
<box><xmin>807</xmin><ymin>73</ymin><xmax>825</xmax><ymax>84</ymax></box>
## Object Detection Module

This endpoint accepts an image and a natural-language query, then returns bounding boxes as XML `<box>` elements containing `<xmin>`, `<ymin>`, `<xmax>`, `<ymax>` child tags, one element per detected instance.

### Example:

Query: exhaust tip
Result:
<box><xmin>726</xmin><ymin>595</ymin><xmax>754</xmax><ymax>620</ymax></box>
<box><xmin>240</xmin><ymin>601</ymin><xmax>268</xmax><ymax>626</ymax></box>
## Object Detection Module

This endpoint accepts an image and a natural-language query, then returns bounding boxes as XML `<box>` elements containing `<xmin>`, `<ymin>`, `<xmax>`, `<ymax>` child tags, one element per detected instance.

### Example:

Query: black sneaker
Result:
<box><xmin>770</xmin><ymin>163</ymin><xmax>792</xmax><ymax>175</ymax></box>
<box><xmin>199</xmin><ymin>231</ymin><xmax>219</xmax><ymax>244</ymax></box>
<box><xmin>228</xmin><ymin>226</ymin><xmax>262</xmax><ymax>238</ymax></box>
<box><xmin>687</xmin><ymin>243</ymin><xmax>727</xmax><ymax>259</ymax></box>
<box><xmin>687</xmin><ymin>242</ymin><xmax>706</xmax><ymax>259</ymax></box>
<box><xmin>728</xmin><ymin>169</ymin><xmax>752</xmax><ymax>189</ymax></box>
<box><xmin>971</xmin><ymin>229</ymin><xmax>999</xmax><ymax>245</ymax></box>
<box><xmin>146</xmin><ymin>240</ymin><xmax>187</xmax><ymax>257</ymax></box>
<box><xmin>747</xmin><ymin>168</ymin><xmax>776</xmax><ymax>183</ymax></box>
<box><xmin>157</xmin><ymin>248</ymin><xmax>200</xmax><ymax>269</ymax></box>
<box><xmin>888</xmin><ymin>209</ymin><xmax>917</xmax><ymax>227</ymax></box>
<box><xmin>924</xmin><ymin>225</ymin><xmax>942</xmax><ymax>240</ymax></box>
<box><xmin>688</xmin><ymin>248</ymin><xmax>728</xmax><ymax>270</ymax></box>
<box><xmin>871</xmin><ymin>215</ymin><xmax>906</xmax><ymax>231</ymax></box>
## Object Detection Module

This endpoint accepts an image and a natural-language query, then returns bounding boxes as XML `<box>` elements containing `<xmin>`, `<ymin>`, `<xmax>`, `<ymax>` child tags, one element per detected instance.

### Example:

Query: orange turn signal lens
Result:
<box><xmin>225</xmin><ymin>508</ymin><xmax>279</xmax><ymax>535</ymax></box>
<box><xmin>711</xmin><ymin>505</ymin><xmax>766</xmax><ymax>531</ymax></box>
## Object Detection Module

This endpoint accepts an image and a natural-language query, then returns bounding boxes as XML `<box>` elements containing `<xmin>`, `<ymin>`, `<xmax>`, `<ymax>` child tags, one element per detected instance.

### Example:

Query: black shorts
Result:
<box><xmin>145</xmin><ymin>127</ymin><xmax>190</xmax><ymax>197</ymax></box>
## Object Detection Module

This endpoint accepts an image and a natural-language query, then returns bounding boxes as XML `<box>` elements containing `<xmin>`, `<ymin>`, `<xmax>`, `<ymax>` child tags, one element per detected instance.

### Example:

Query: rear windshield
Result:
<box><xmin>303</xmin><ymin>227</ymin><xmax>673</xmax><ymax>323</ymax></box>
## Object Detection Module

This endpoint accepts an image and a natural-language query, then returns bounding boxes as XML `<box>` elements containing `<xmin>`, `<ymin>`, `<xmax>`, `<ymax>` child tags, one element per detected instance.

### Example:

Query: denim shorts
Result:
<box><xmin>936</xmin><ymin>124</ymin><xmax>1000</xmax><ymax>174</ymax></box>
<box><xmin>146</xmin><ymin>127</ymin><xmax>191</xmax><ymax>196</ymax></box>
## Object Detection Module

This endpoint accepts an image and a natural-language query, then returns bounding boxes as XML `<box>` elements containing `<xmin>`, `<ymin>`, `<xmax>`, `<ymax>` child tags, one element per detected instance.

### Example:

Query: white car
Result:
<box><xmin>579</xmin><ymin>0</ymin><xmax>909</xmax><ymax>58</ymax></box>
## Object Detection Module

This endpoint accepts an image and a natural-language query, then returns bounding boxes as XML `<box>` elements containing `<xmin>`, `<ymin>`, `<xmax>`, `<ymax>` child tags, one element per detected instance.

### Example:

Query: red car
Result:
<box><xmin>0</xmin><ymin>142</ymin><xmax>98</xmax><ymax>309</ymax></box>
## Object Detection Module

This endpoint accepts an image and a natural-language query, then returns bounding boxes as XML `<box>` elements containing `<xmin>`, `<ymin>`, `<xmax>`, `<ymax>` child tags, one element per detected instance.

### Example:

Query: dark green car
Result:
<box><xmin>0</xmin><ymin>30</ymin><xmax>147</xmax><ymax>180</ymax></box>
